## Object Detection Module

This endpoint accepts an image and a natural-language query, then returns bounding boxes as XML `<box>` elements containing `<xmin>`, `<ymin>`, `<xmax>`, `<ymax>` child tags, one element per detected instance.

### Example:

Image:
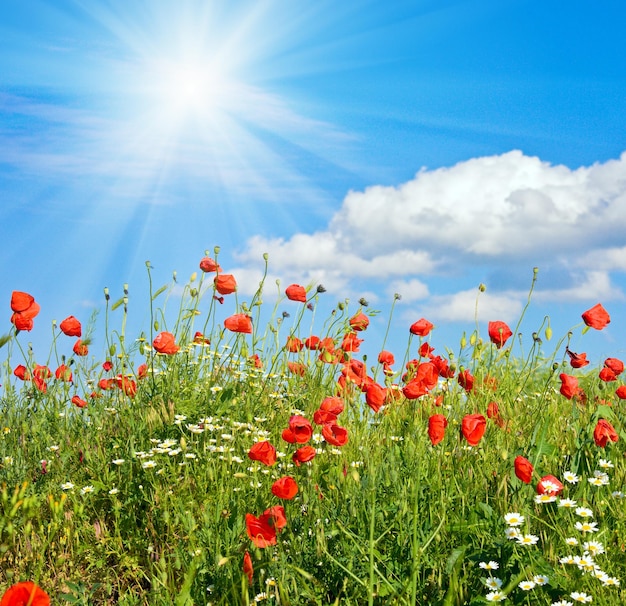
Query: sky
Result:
<box><xmin>2</xmin><ymin>0</ymin><xmax>626</xmax><ymax>370</ymax></box>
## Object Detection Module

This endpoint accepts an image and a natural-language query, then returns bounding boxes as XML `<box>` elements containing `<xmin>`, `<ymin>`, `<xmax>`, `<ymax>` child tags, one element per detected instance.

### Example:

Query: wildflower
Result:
<box><xmin>285</xmin><ymin>283</ymin><xmax>307</xmax><ymax>302</ymax></box>
<box><xmin>518</xmin><ymin>580</ymin><xmax>536</xmax><ymax>590</ymax></box>
<box><xmin>271</xmin><ymin>476</ymin><xmax>299</xmax><ymax>500</ymax></box>
<box><xmin>612</xmin><ymin>490</ymin><xmax>625</xmax><ymax>498</ymax></box>
<box><xmin>558</xmin><ymin>498</ymin><xmax>577</xmax><ymax>508</ymax></box>
<box><xmin>574</xmin><ymin>554</ymin><xmax>596</xmax><ymax>571</ymax></box>
<box><xmin>559</xmin><ymin>373</ymin><xmax>580</xmax><ymax>399</ymax></box>
<box><xmin>0</xmin><ymin>581</ymin><xmax>50</xmax><ymax>606</ymax></box>
<box><xmin>567</xmin><ymin>349</ymin><xmax>589</xmax><ymax>368</ymax></box>
<box><xmin>479</xmin><ymin>561</ymin><xmax>500</xmax><ymax>571</ymax></box>
<box><xmin>517</xmin><ymin>534</ymin><xmax>539</xmax><ymax>546</ymax></box>
<box><xmin>59</xmin><ymin>315</ymin><xmax>82</xmax><ymax>337</ymax></box>
<box><xmin>575</xmin><ymin>506</ymin><xmax>593</xmax><ymax>518</ymax></box>
<box><xmin>537</xmin><ymin>475</ymin><xmax>564</xmax><ymax>496</ymax></box>
<box><xmin>142</xmin><ymin>460</ymin><xmax>157</xmax><ymax>469</ymax></box>
<box><xmin>199</xmin><ymin>256</ymin><xmax>221</xmax><ymax>273</ymax></box>
<box><xmin>81</xmin><ymin>485</ymin><xmax>94</xmax><ymax>495</ymax></box>
<box><xmin>565</xmin><ymin>537</ymin><xmax>579</xmax><ymax>546</ymax></box>
<box><xmin>488</xmin><ymin>321</ymin><xmax>513</xmax><ymax>348</ymax></box>
<box><xmin>582</xmin><ymin>540</ymin><xmax>604</xmax><ymax>556</ymax></box>
<box><xmin>504</xmin><ymin>512</ymin><xmax>524</xmax><ymax>526</ymax></box>
<box><xmin>10</xmin><ymin>291</ymin><xmax>41</xmax><ymax>332</ymax></box>
<box><xmin>457</xmin><ymin>369</ymin><xmax>475</xmax><ymax>393</ymax></box>
<box><xmin>570</xmin><ymin>591</ymin><xmax>592</xmax><ymax>602</ymax></box>
<box><xmin>588</xmin><ymin>473</ymin><xmax>609</xmax><ymax>487</ymax></box>
<box><xmin>552</xmin><ymin>601</ymin><xmax>573</xmax><ymax>606</ymax></box>
<box><xmin>461</xmin><ymin>414</ymin><xmax>486</xmax><ymax>446</ymax></box>
<box><xmin>602</xmin><ymin>576</ymin><xmax>620</xmax><ymax>587</ymax></box>
<box><xmin>535</xmin><ymin>494</ymin><xmax>557</xmax><ymax>504</ymax></box>
<box><xmin>598</xmin><ymin>459</ymin><xmax>613</xmax><ymax>469</ymax></box>
<box><xmin>485</xmin><ymin>577</ymin><xmax>503</xmax><ymax>589</ymax></box>
<box><xmin>224</xmin><ymin>314</ymin><xmax>253</xmax><ymax>334</ymax></box>
<box><xmin>109</xmin><ymin>487</ymin><xmax>119</xmax><ymax>495</ymax></box>
<box><xmin>292</xmin><ymin>445</ymin><xmax>316</xmax><ymax>466</ymax></box>
<box><xmin>428</xmin><ymin>414</ymin><xmax>448</xmax><ymax>446</ymax></box>
<box><xmin>575</xmin><ymin>521</ymin><xmax>598</xmax><ymax>533</ymax></box>
<box><xmin>485</xmin><ymin>591</ymin><xmax>506</xmax><ymax>602</ymax></box>
<box><xmin>243</xmin><ymin>550</ymin><xmax>254</xmax><ymax>583</ymax></box>
<box><xmin>349</xmin><ymin>312</ymin><xmax>369</xmax><ymax>331</ymax></box>
<box><xmin>563</xmin><ymin>471</ymin><xmax>580</xmax><ymax>484</ymax></box>
<box><xmin>214</xmin><ymin>274</ymin><xmax>237</xmax><ymax>295</ymax></box>
<box><xmin>593</xmin><ymin>419</ymin><xmax>618</xmax><ymax>447</ymax></box>
<box><xmin>61</xmin><ymin>482</ymin><xmax>74</xmax><ymax>490</ymax></box>
<box><xmin>616</xmin><ymin>385</ymin><xmax>626</xmax><ymax>399</ymax></box>
<box><xmin>533</xmin><ymin>575</ymin><xmax>549</xmax><ymax>585</ymax></box>
<box><xmin>153</xmin><ymin>332</ymin><xmax>180</xmax><ymax>355</ymax></box>
<box><xmin>245</xmin><ymin>513</ymin><xmax>277</xmax><ymax>548</ymax></box>
<box><xmin>560</xmin><ymin>555</ymin><xmax>576</xmax><ymax>564</ymax></box>
<box><xmin>71</xmin><ymin>395</ymin><xmax>87</xmax><ymax>409</ymax></box>
<box><xmin>248</xmin><ymin>441</ymin><xmax>277</xmax><ymax>466</ymax></box>
<box><xmin>582</xmin><ymin>303</ymin><xmax>610</xmax><ymax>330</ymax></box>
<box><xmin>410</xmin><ymin>318</ymin><xmax>434</xmax><ymax>337</ymax></box>
<box><xmin>365</xmin><ymin>383</ymin><xmax>387</xmax><ymax>413</ymax></box>
<box><xmin>505</xmin><ymin>527</ymin><xmax>521</xmax><ymax>540</ymax></box>
<box><xmin>322</xmin><ymin>422</ymin><xmax>349</xmax><ymax>446</ymax></box>
<box><xmin>514</xmin><ymin>455</ymin><xmax>533</xmax><ymax>483</ymax></box>
<box><xmin>281</xmin><ymin>415</ymin><xmax>313</xmax><ymax>444</ymax></box>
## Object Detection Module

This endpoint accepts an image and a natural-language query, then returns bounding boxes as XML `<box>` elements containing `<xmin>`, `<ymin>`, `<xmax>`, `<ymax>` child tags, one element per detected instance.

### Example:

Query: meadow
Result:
<box><xmin>1</xmin><ymin>253</ymin><xmax>624</xmax><ymax>605</ymax></box>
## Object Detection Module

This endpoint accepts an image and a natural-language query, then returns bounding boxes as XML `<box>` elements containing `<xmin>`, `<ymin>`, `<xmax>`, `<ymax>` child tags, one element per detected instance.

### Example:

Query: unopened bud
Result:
<box><xmin>263</xmin><ymin>252</ymin><xmax>269</xmax><ymax>261</ymax></box>
<box><xmin>478</xmin><ymin>283</ymin><xmax>486</xmax><ymax>292</ymax></box>
<box><xmin>190</xmin><ymin>272</ymin><xmax>197</xmax><ymax>283</ymax></box>
<box><xmin>317</xmin><ymin>284</ymin><xmax>326</xmax><ymax>293</ymax></box>
<box><xmin>214</xmin><ymin>246</ymin><xmax>220</xmax><ymax>255</ymax></box>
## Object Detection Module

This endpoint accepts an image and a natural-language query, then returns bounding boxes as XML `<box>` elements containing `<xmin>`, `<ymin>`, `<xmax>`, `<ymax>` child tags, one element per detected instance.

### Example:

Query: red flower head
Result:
<box><xmin>287</xmin><ymin>361</ymin><xmax>306</xmax><ymax>376</ymax></box>
<box><xmin>136</xmin><ymin>363</ymin><xmax>148</xmax><ymax>379</ymax></box>
<box><xmin>536</xmin><ymin>474</ymin><xmax>563</xmax><ymax>496</ymax></box>
<box><xmin>313</xmin><ymin>409</ymin><xmax>337</xmax><ymax>425</ymax></box>
<box><xmin>616</xmin><ymin>385</ymin><xmax>626</xmax><ymax>400</ymax></box>
<box><xmin>457</xmin><ymin>369</ymin><xmax>475</xmax><ymax>393</ymax></box>
<box><xmin>71</xmin><ymin>395</ymin><xmax>87</xmax><ymax>409</ymax></box>
<box><xmin>0</xmin><ymin>581</ymin><xmax>50</xmax><ymax>606</ymax></box>
<box><xmin>73</xmin><ymin>339</ymin><xmax>88</xmax><ymax>356</ymax></box>
<box><xmin>224</xmin><ymin>314</ymin><xmax>252</xmax><ymax>334</ymax></box>
<box><xmin>305</xmin><ymin>335</ymin><xmax>321</xmax><ymax>350</ymax></box>
<box><xmin>281</xmin><ymin>415</ymin><xmax>313</xmax><ymax>444</ymax></box>
<box><xmin>410</xmin><ymin>318</ymin><xmax>434</xmax><ymax>337</ymax></box>
<box><xmin>365</xmin><ymin>383</ymin><xmax>386</xmax><ymax>413</ymax></box>
<box><xmin>10</xmin><ymin>291</ymin><xmax>40</xmax><ymax>332</ymax></box>
<box><xmin>428</xmin><ymin>414</ymin><xmax>448</xmax><ymax>446</ymax></box>
<box><xmin>153</xmin><ymin>332</ymin><xmax>180</xmax><ymax>355</ymax></box>
<box><xmin>285</xmin><ymin>284</ymin><xmax>306</xmax><ymax>303</ymax></box>
<box><xmin>292</xmin><ymin>445</ymin><xmax>316</xmax><ymax>466</ymax></box>
<box><xmin>55</xmin><ymin>365</ymin><xmax>73</xmax><ymax>382</ymax></box>
<box><xmin>461</xmin><ymin>414</ymin><xmax>486</xmax><ymax>446</ymax></box>
<box><xmin>245</xmin><ymin>513</ymin><xmax>277</xmax><ymax>548</ymax></box>
<box><xmin>599</xmin><ymin>367</ymin><xmax>618</xmax><ymax>382</ymax></box>
<box><xmin>320</xmin><ymin>396</ymin><xmax>344</xmax><ymax>416</ymax></box>
<box><xmin>249</xmin><ymin>353</ymin><xmax>263</xmax><ymax>369</ymax></box>
<box><xmin>604</xmin><ymin>357</ymin><xmax>624</xmax><ymax>376</ymax></box>
<box><xmin>486</xmin><ymin>401</ymin><xmax>500</xmax><ymax>419</ymax></box>
<box><xmin>248</xmin><ymin>440</ymin><xmax>277</xmax><ymax>466</ymax></box>
<box><xmin>488</xmin><ymin>321</ymin><xmax>513</xmax><ymax>349</ymax></box>
<box><xmin>59</xmin><ymin>315</ymin><xmax>82</xmax><ymax>337</ymax></box>
<box><xmin>378</xmin><ymin>350</ymin><xmax>395</xmax><ymax>367</ymax></box>
<box><xmin>593</xmin><ymin>419</ymin><xmax>618</xmax><ymax>447</ymax></box>
<box><xmin>193</xmin><ymin>332</ymin><xmax>211</xmax><ymax>345</ymax></box>
<box><xmin>418</xmin><ymin>342</ymin><xmax>435</xmax><ymax>359</ymax></box>
<box><xmin>271</xmin><ymin>476</ymin><xmax>299</xmax><ymax>500</ymax></box>
<box><xmin>582</xmin><ymin>303</ymin><xmax>610</xmax><ymax>330</ymax></box>
<box><xmin>559</xmin><ymin>373</ymin><xmax>579</xmax><ymax>399</ymax></box>
<box><xmin>322</xmin><ymin>422</ymin><xmax>348</xmax><ymax>446</ymax></box>
<box><xmin>349</xmin><ymin>312</ymin><xmax>369</xmax><ymax>332</ymax></box>
<box><xmin>13</xmin><ymin>365</ymin><xmax>30</xmax><ymax>381</ymax></box>
<box><xmin>199</xmin><ymin>257</ymin><xmax>221</xmax><ymax>273</ymax></box>
<box><xmin>243</xmin><ymin>551</ymin><xmax>253</xmax><ymax>583</ymax></box>
<box><xmin>214</xmin><ymin>274</ymin><xmax>237</xmax><ymax>295</ymax></box>
<box><xmin>262</xmin><ymin>505</ymin><xmax>287</xmax><ymax>531</ymax></box>
<box><xmin>566</xmin><ymin>349</ymin><xmax>589</xmax><ymax>369</ymax></box>
<box><xmin>514</xmin><ymin>455</ymin><xmax>533</xmax><ymax>484</ymax></box>
<box><xmin>285</xmin><ymin>336</ymin><xmax>303</xmax><ymax>353</ymax></box>
<box><xmin>116</xmin><ymin>375</ymin><xmax>137</xmax><ymax>397</ymax></box>
<box><xmin>341</xmin><ymin>332</ymin><xmax>362</xmax><ymax>353</ymax></box>
<box><xmin>102</xmin><ymin>360</ymin><xmax>113</xmax><ymax>372</ymax></box>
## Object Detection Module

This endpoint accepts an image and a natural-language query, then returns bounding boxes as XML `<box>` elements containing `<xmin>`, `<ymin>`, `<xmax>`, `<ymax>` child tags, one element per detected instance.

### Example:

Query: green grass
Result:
<box><xmin>1</xmin><ymin>254</ymin><xmax>625</xmax><ymax>605</ymax></box>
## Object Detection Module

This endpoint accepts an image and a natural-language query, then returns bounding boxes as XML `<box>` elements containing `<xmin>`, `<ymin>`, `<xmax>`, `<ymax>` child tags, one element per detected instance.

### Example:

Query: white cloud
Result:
<box><xmin>235</xmin><ymin>150</ymin><xmax>626</xmax><ymax>309</ymax></box>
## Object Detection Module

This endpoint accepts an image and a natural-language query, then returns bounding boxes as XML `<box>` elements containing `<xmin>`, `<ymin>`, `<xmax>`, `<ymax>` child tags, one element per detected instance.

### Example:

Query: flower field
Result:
<box><xmin>1</xmin><ymin>253</ymin><xmax>625</xmax><ymax>605</ymax></box>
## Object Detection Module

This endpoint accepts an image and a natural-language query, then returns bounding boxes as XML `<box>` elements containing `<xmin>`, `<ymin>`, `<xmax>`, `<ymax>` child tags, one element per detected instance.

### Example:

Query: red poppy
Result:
<box><xmin>320</xmin><ymin>396</ymin><xmax>344</xmax><ymax>416</ymax></box>
<box><xmin>116</xmin><ymin>375</ymin><xmax>137</xmax><ymax>397</ymax></box>
<box><xmin>13</xmin><ymin>365</ymin><xmax>30</xmax><ymax>381</ymax></box>
<box><xmin>59</xmin><ymin>315</ymin><xmax>82</xmax><ymax>337</ymax></box>
<box><xmin>559</xmin><ymin>373</ymin><xmax>579</xmax><ymax>399</ymax></box>
<box><xmin>153</xmin><ymin>332</ymin><xmax>180</xmax><ymax>355</ymax></box>
<box><xmin>349</xmin><ymin>312</ymin><xmax>369</xmax><ymax>332</ymax></box>
<box><xmin>457</xmin><ymin>369</ymin><xmax>475</xmax><ymax>393</ymax></box>
<box><xmin>487</xmin><ymin>321</ymin><xmax>513</xmax><ymax>349</ymax></box>
<box><xmin>378</xmin><ymin>350</ymin><xmax>395</xmax><ymax>374</ymax></box>
<box><xmin>136</xmin><ymin>364</ymin><xmax>148</xmax><ymax>380</ymax></box>
<box><xmin>224</xmin><ymin>314</ymin><xmax>253</xmax><ymax>334</ymax></box>
<box><xmin>365</xmin><ymin>383</ymin><xmax>386</xmax><ymax>413</ymax></box>
<box><xmin>55</xmin><ymin>365</ymin><xmax>72</xmax><ymax>382</ymax></box>
<box><xmin>285</xmin><ymin>284</ymin><xmax>306</xmax><ymax>303</ymax></box>
<box><xmin>193</xmin><ymin>332</ymin><xmax>210</xmax><ymax>345</ymax></box>
<box><xmin>593</xmin><ymin>419</ymin><xmax>618</xmax><ymax>447</ymax></box>
<box><xmin>431</xmin><ymin>355</ymin><xmax>454</xmax><ymax>379</ymax></box>
<box><xmin>262</xmin><ymin>505</ymin><xmax>287</xmax><ymax>530</ymax></box>
<box><xmin>0</xmin><ymin>581</ymin><xmax>50</xmax><ymax>606</ymax></box>
<box><xmin>418</xmin><ymin>342</ymin><xmax>435</xmax><ymax>359</ymax></box>
<box><xmin>271</xmin><ymin>476</ymin><xmax>299</xmax><ymax>500</ymax></box>
<box><xmin>285</xmin><ymin>336</ymin><xmax>303</xmax><ymax>353</ymax></box>
<box><xmin>199</xmin><ymin>257</ymin><xmax>221</xmax><ymax>273</ymax></box>
<box><xmin>248</xmin><ymin>441</ymin><xmax>277</xmax><ymax>466</ymax></box>
<box><xmin>245</xmin><ymin>513</ymin><xmax>277</xmax><ymax>548</ymax></box>
<box><xmin>102</xmin><ymin>360</ymin><xmax>113</xmax><ymax>372</ymax></box>
<box><xmin>243</xmin><ymin>551</ymin><xmax>253</xmax><ymax>583</ymax></box>
<box><xmin>10</xmin><ymin>291</ymin><xmax>40</xmax><ymax>332</ymax></box>
<box><xmin>428</xmin><ymin>414</ymin><xmax>448</xmax><ymax>446</ymax></box>
<box><xmin>71</xmin><ymin>395</ymin><xmax>87</xmax><ymax>409</ymax></box>
<box><xmin>33</xmin><ymin>365</ymin><xmax>51</xmax><ymax>380</ymax></box>
<box><xmin>461</xmin><ymin>414</ymin><xmax>486</xmax><ymax>446</ymax></box>
<box><xmin>322</xmin><ymin>422</ymin><xmax>348</xmax><ymax>446</ymax></box>
<box><xmin>292</xmin><ymin>445</ymin><xmax>316</xmax><ymax>466</ymax></box>
<box><xmin>214</xmin><ymin>274</ymin><xmax>237</xmax><ymax>295</ymax></box>
<box><xmin>287</xmin><ymin>361</ymin><xmax>306</xmax><ymax>376</ymax></box>
<box><xmin>616</xmin><ymin>385</ymin><xmax>626</xmax><ymax>399</ymax></box>
<box><xmin>341</xmin><ymin>332</ymin><xmax>362</xmax><ymax>353</ymax></box>
<box><xmin>514</xmin><ymin>456</ymin><xmax>533</xmax><ymax>484</ymax></box>
<box><xmin>582</xmin><ymin>303</ymin><xmax>610</xmax><ymax>330</ymax></box>
<box><xmin>566</xmin><ymin>349</ymin><xmax>589</xmax><ymax>369</ymax></box>
<box><xmin>305</xmin><ymin>335</ymin><xmax>321</xmax><ymax>350</ymax></box>
<box><xmin>599</xmin><ymin>367</ymin><xmax>618</xmax><ymax>382</ymax></box>
<box><xmin>604</xmin><ymin>357</ymin><xmax>624</xmax><ymax>376</ymax></box>
<box><xmin>281</xmin><ymin>415</ymin><xmax>313</xmax><ymax>444</ymax></box>
<box><xmin>73</xmin><ymin>339</ymin><xmax>88</xmax><ymax>356</ymax></box>
<box><xmin>99</xmin><ymin>378</ymin><xmax>116</xmax><ymax>390</ymax></box>
<box><xmin>313</xmin><ymin>409</ymin><xmax>337</xmax><ymax>425</ymax></box>
<box><xmin>486</xmin><ymin>401</ymin><xmax>500</xmax><ymax>419</ymax></box>
<box><xmin>536</xmin><ymin>474</ymin><xmax>563</xmax><ymax>496</ymax></box>
<box><xmin>249</xmin><ymin>353</ymin><xmax>263</xmax><ymax>369</ymax></box>
<box><xmin>410</xmin><ymin>318</ymin><xmax>434</xmax><ymax>337</ymax></box>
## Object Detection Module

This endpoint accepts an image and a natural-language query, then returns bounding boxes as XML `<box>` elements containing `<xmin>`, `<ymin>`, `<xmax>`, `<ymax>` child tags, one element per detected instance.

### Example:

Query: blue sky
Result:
<box><xmin>2</xmin><ymin>0</ymin><xmax>626</xmax><ymax>369</ymax></box>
